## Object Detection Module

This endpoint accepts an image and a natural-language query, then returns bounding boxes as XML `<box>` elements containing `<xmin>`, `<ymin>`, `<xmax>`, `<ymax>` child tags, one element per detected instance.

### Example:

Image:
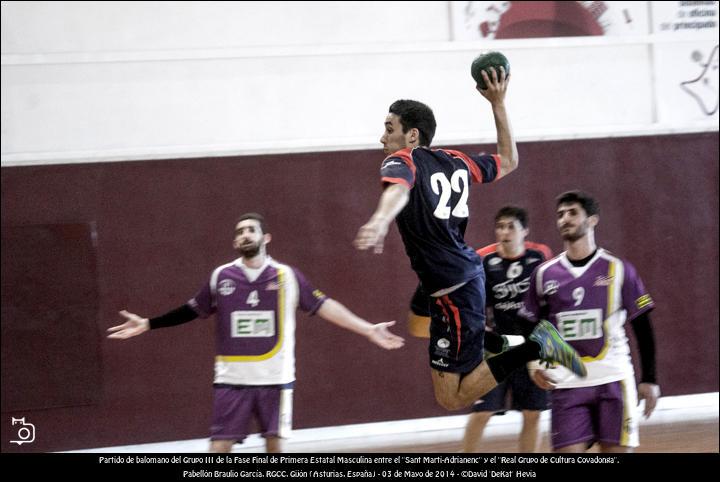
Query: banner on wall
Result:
<box><xmin>654</xmin><ymin>42</ymin><xmax>719</xmax><ymax>121</ymax></box>
<box><xmin>650</xmin><ymin>3</ymin><xmax>718</xmax><ymax>122</ymax></box>
<box><xmin>650</xmin><ymin>1</ymin><xmax>718</xmax><ymax>36</ymax></box>
<box><xmin>450</xmin><ymin>1</ymin><xmax>650</xmax><ymax>40</ymax></box>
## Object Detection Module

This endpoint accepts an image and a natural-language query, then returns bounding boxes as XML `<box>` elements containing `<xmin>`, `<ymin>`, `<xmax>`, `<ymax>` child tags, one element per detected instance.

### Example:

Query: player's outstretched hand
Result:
<box><xmin>354</xmin><ymin>219</ymin><xmax>389</xmax><ymax>254</ymax></box>
<box><xmin>107</xmin><ymin>310</ymin><xmax>150</xmax><ymax>339</ymax></box>
<box><xmin>367</xmin><ymin>321</ymin><xmax>405</xmax><ymax>349</ymax></box>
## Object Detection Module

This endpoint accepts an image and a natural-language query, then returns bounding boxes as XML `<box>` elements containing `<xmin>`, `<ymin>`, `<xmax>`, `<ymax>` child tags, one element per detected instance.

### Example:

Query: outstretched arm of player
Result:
<box><xmin>477</xmin><ymin>66</ymin><xmax>518</xmax><ymax>179</ymax></box>
<box><xmin>107</xmin><ymin>310</ymin><xmax>150</xmax><ymax>339</ymax></box>
<box><xmin>317</xmin><ymin>298</ymin><xmax>405</xmax><ymax>350</ymax></box>
<box><xmin>354</xmin><ymin>183</ymin><xmax>410</xmax><ymax>254</ymax></box>
<box><xmin>108</xmin><ymin>305</ymin><xmax>199</xmax><ymax>339</ymax></box>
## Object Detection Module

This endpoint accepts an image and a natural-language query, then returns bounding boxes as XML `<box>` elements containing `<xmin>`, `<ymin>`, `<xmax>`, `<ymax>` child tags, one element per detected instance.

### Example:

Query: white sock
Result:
<box><xmin>503</xmin><ymin>335</ymin><xmax>525</xmax><ymax>348</ymax></box>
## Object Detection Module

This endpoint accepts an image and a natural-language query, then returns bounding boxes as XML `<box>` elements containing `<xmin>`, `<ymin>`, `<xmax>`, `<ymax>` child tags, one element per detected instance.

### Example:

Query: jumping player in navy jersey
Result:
<box><xmin>108</xmin><ymin>213</ymin><xmax>404</xmax><ymax>453</ymax></box>
<box><xmin>464</xmin><ymin>206</ymin><xmax>552</xmax><ymax>453</ymax></box>
<box><xmin>354</xmin><ymin>67</ymin><xmax>586</xmax><ymax>411</ymax></box>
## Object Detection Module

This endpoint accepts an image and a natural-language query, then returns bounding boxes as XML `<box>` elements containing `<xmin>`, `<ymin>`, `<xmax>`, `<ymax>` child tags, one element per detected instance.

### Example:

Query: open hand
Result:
<box><xmin>107</xmin><ymin>310</ymin><xmax>150</xmax><ymax>339</ymax></box>
<box><xmin>367</xmin><ymin>321</ymin><xmax>405</xmax><ymax>349</ymax></box>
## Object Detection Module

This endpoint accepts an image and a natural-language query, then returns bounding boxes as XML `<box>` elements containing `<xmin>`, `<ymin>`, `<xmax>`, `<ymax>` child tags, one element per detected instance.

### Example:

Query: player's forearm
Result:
<box><xmin>370</xmin><ymin>183</ymin><xmax>410</xmax><ymax>225</ymax></box>
<box><xmin>630</xmin><ymin>312</ymin><xmax>657</xmax><ymax>384</ymax></box>
<box><xmin>149</xmin><ymin>304</ymin><xmax>199</xmax><ymax>329</ymax></box>
<box><xmin>317</xmin><ymin>298</ymin><xmax>373</xmax><ymax>338</ymax></box>
<box><xmin>492</xmin><ymin>102</ymin><xmax>518</xmax><ymax>178</ymax></box>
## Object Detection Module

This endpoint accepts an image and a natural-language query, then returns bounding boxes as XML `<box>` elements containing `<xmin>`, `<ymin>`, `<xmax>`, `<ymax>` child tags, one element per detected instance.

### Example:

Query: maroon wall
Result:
<box><xmin>1</xmin><ymin>132</ymin><xmax>717</xmax><ymax>452</ymax></box>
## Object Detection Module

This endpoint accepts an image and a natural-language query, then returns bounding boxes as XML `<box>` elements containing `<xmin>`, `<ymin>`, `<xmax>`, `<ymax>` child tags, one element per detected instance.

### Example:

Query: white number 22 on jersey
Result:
<box><xmin>430</xmin><ymin>170</ymin><xmax>469</xmax><ymax>219</ymax></box>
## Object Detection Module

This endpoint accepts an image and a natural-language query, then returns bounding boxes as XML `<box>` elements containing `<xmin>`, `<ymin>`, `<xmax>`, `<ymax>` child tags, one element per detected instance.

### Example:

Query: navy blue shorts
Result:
<box><xmin>428</xmin><ymin>276</ymin><xmax>486</xmax><ymax>374</ymax></box>
<box><xmin>471</xmin><ymin>366</ymin><xmax>549</xmax><ymax>412</ymax></box>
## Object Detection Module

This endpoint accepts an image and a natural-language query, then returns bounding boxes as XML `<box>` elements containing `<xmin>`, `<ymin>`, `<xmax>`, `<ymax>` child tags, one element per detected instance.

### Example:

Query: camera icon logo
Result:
<box><xmin>10</xmin><ymin>417</ymin><xmax>35</xmax><ymax>445</ymax></box>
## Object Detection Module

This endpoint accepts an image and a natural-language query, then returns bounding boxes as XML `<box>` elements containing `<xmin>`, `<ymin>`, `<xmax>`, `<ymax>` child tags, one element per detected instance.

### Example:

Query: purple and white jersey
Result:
<box><xmin>189</xmin><ymin>256</ymin><xmax>326</xmax><ymax>385</ymax></box>
<box><xmin>520</xmin><ymin>249</ymin><xmax>654</xmax><ymax>388</ymax></box>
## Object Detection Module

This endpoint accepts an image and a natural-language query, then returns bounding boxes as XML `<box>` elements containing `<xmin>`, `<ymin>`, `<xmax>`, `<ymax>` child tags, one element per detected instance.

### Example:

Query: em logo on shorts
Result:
<box><xmin>437</xmin><ymin>338</ymin><xmax>451</xmax><ymax>349</ymax></box>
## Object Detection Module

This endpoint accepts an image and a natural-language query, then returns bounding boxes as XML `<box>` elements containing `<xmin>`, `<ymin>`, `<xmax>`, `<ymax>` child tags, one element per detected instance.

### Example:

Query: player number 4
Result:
<box><xmin>246</xmin><ymin>290</ymin><xmax>260</xmax><ymax>307</ymax></box>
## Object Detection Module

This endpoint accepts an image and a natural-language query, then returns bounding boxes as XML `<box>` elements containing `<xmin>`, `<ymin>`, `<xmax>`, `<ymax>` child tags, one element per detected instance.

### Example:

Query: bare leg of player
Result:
<box><xmin>463</xmin><ymin>411</ymin><xmax>493</xmax><ymax>452</ymax></box>
<box><xmin>519</xmin><ymin>410</ymin><xmax>542</xmax><ymax>453</ymax></box>
<box><xmin>265</xmin><ymin>436</ymin><xmax>284</xmax><ymax>453</ymax></box>
<box><xmin>431</xmin><ymin>363</ymin><xmax>498</xmax><ymax>411</ymax></box>
<box><xmin>209</xmin><ymin>439</ymin><xmax>235</xmax><ymax>453</ymax></box>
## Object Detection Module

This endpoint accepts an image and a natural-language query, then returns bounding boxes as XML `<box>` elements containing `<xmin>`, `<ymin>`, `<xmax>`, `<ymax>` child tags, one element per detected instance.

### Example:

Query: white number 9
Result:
<box><xmin>572</xmin><ymin>287</ymin><xmax>585</xmax><ymax>306</ymax></box>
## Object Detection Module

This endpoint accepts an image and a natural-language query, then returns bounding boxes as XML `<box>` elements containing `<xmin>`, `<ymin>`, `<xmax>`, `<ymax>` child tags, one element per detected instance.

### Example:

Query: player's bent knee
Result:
<box><xmin>432</xmin><ymin>371</ymin><xmax>473</xmax><ymax>410</ymax></box>
<box><xmin>434</xmin><ymin>392</ymin><xmax>470</xmax><ymax>411</ymax></box>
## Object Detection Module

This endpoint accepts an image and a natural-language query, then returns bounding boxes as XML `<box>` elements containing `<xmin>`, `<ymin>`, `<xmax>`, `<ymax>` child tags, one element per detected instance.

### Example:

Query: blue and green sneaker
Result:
<box><xmin>528</xmin><ymin>320</ymin><xmax>587</xmax><ymax>377</ymax></box>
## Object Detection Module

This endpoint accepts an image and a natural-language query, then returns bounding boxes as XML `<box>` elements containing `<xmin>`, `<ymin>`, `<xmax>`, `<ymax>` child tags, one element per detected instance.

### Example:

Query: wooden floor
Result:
<box><xmin>70</xmin><ymin>393</ymin><xmax>719</xmax><ymax>453</ymax></box>
<box><xmin>364</xmin><ymin>419</ymin><xmax>719</xmax><ymax>453</ymax></box>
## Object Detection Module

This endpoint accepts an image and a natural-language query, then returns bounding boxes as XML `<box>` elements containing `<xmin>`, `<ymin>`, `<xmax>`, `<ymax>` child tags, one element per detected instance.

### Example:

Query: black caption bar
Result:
<box><xmin>3</xmin><ymin>453</ymin><xmax>715</xmax><ymax>480</ymax></box>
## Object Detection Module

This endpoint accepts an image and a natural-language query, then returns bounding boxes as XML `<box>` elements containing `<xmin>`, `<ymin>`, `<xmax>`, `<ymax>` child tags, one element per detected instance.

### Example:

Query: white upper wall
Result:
<box><xmin>2</xmin><ymin>1</ymin><xmax>718</xmax><ymax>166</ymax></box>
<box><xmin>1</xmin><ymin>1</ymin><xmax>451</xmax><ymax>52</ymax></box>
<box><xmin>2</xmin><ymin>2</ymin><xmax>450</xmax><ymax>54</ymax></box>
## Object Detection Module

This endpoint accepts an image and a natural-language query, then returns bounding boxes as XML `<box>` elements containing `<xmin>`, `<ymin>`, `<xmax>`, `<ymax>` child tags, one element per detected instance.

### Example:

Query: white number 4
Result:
<box><xmin>246</xmin><ymin>290</ymin><xmax>260</xmax><ymax>307</ymax></box>
<box><xmin>430</xmin><ymin>170</ymin><xmax>469</xmax><ymax>219</ymax></box>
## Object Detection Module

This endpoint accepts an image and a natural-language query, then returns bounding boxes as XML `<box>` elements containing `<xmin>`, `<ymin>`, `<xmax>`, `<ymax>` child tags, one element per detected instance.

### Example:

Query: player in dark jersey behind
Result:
<box><xmin>464</xmin><ymin>206</ymin><xmax>552</xmax><ymax>452</ymax></box>
<box><xmin>354</xmin><ymin>67</ymin><xmax>586</xmax><ymax>411</ymax></box>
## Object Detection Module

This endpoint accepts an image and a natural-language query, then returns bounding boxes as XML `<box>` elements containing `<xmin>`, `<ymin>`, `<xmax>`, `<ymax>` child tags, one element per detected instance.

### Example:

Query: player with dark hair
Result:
<box><xmin>520</xmin><ymin>191</ymin><xmax>660</xmax><ymax>452</ymax></box>
<box><xmin>109</xmin><ymin>213</ymin><xmax>404</xmax><ymax>453</ymax></box>
<box><xmin>464</xmin><ymin>206</ymin><xmax>552</xmax><ymax>452</ymax></box>
<box><xmin>354</xmin><ymin>67</ymin><xmax>585</xmax><ymax>411</ymax></box>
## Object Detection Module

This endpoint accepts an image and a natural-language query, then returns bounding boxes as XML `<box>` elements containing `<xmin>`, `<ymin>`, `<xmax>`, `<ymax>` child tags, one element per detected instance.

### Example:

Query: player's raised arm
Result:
<box><xmin>477</xmin><ymin>63</ymin><xmax>518</xmax><ymax>179</ymax></box>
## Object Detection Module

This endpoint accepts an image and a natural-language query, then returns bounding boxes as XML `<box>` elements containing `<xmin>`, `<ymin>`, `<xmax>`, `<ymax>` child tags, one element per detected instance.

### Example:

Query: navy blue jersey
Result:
<box><xmin>477</xmin><ymin>241</ymin><xmax>552</xmax><ymax>336</ymax></box>
<box><xmin>381</xmin><ymin>146</ymin><xmax>501</xmax><ymax>293</ymax></box>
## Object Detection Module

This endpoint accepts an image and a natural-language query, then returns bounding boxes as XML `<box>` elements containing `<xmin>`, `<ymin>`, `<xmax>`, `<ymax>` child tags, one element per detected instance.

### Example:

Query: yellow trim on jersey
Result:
<box><xmin>620</xmin><ymin>379</ymin><xmax>631</xmax><ymax>446</ymax></box>
<box><xmin>636</xmin><ymin>294</ymin><xmax>653</xmax><ymax>309</ymax></box>
<box><xmin>215</xmin><ymin>267</ymin><xmax>286</xmax><ymax>362</ymax></box>
<box><xmin>581</xmin><ymin>260</ymin><xmax>616</xmax><ymax>362</ymax></box>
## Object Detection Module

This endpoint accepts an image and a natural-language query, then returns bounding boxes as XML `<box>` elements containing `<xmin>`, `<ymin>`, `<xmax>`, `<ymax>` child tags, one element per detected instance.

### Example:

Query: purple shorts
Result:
<box><xmin>550</xmin><ymin>378</ymin><xmax>639</xmax><ymax>450</ymax></box>
<box><xmin>210</xmin><ymin>384</ymin><xmax>293</xmax><ymax>443</ymax></box>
